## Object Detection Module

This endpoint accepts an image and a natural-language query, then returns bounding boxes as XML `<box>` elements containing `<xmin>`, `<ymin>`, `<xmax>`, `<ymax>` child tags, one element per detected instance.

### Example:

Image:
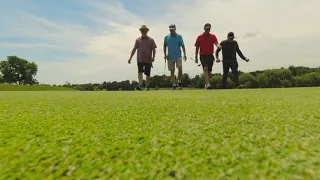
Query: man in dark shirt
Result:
<box><xmin>215</xmin><ymin>32</ymin><xmax>249</xmax><ymax>89</ymax></box>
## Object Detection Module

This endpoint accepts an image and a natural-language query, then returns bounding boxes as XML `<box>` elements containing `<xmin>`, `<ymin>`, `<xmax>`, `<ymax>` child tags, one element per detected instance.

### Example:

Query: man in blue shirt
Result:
<box><xmin>164</xmin><ymin>24</ymin><xmax>187</xmax><ymax>90</ymax></box>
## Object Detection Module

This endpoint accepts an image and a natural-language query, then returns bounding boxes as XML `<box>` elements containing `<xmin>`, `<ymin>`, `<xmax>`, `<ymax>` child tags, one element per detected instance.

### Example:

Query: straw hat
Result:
<box><xmin>139</xmin><ymin>25</ymin><xmax>149</xmax><ymax>31</ymax></box>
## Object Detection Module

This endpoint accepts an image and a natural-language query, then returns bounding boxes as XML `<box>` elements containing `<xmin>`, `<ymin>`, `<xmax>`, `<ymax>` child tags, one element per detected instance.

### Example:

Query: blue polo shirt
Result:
<box><xmin>164</xmin><ymin>34</ymin><xmax>184</xmax><ymax>61</ymax></box>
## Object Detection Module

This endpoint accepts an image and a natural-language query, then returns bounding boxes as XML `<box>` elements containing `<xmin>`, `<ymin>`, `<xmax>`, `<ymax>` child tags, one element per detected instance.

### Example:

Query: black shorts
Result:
<box><xmin>200</xmin><ymin>54</ymin><xmax>215</xmax><ymax>72</ymax></box>
<box><xmin>137</xmin><ymin>62</ymin><xmax>152</xmax><ymax>76</ymax></box>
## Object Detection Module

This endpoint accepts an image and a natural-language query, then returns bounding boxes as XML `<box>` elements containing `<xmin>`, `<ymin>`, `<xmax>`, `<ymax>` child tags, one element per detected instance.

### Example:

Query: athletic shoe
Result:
<box><xmin>146</xmin><ymin>86</ymin><xmax>150</xmax><ymax>91</ymax></box>
<box><xmin>172</xmin><ymin>85</ymin><xmax>177</xmax><ymax>90</ymax></box>
<box><xmin>136</xmin><ymin>85</ymin><xmax>142</xmax><ymax>91</ymax></box>
<box><xmin>206</xmin><ymin>85</ymin><xmax>213</xmax><ymax>89</ymax></box>
<box><xmin>177</xmin><ymin>82</ymin><xmax>182</xmax><ymax>90</ymax></box>
<box><xmin>237</xmin><ymin>84</ymin><xmax>244</xmax><ymax>89</ymax></box>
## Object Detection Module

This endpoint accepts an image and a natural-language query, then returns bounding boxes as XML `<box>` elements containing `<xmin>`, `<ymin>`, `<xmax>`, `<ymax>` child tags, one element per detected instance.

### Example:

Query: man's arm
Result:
<box><xmin>214</xmin><ymin>41</ymin><xmax>221</xmax><ymax>49</ymax></box>
<box><xmin>235</xmin><ymin>41</ymin><xmax>246</xmax><ymax>60</ymax></box>
<box><xmin>215</xmin><ymin>46</ymin><xmax>221</xmax><ymax>59</ymax></box>
<box><xmin>194</xmin><ymin>36</ymin><xmax>200</xmax><ymax>58</ymax></box>
<box><xmin>152</xmin><ymin>49</ymin><xmax>156</xmax><ymax>58</ymax></box>
<box><xmin>129</xmin><ymin>47</ymin><xmax>136</xmax><ymax>59</ymax></box>
<box><xmin>151</xmin><ymin>39</ymin><xmax>157</xmax><ymax>63</ymax></box>
<box><xmin>195</xmin><ymin>47</ymin><xmax>199</xmax><ymax>57</ymax></box>
<box><xmin>163</xmin><ymin>37</ymin><xmax>167</xmax><ymax>59</ymax></box>
<box><xmin>182</xmin><ymin>45</ymin><xmax>186</xmax><ymax>56</ymax></box>
<box><xmin>213</xmin><ymin>35</ymin><xmax>221</xmax><ymax>49</ymax></box>
<box><xmin>152</xmin><ymin>39</ymin><xmax>157</xmax><ymax>57</ymax></box>
<box><xmin>129</xmin><ymin>41</ymin><xmax>138</xmax><ymax>60</ymax></box>
<box><xmin>180</xmin><ymin>36</ymin><xmax>187</xmax><ymax>59</ymax></box>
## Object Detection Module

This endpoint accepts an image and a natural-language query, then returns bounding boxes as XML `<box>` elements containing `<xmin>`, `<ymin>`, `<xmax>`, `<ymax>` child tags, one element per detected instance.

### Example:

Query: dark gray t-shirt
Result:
<box><xmin>217</xmin><ymin>40</ymin><xmax>246</xmax><ymax>61</ymax></box>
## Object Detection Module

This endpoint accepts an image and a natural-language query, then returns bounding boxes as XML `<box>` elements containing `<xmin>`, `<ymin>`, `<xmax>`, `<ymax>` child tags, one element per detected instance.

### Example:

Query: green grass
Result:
<box><xmin>1</xmin><ymin>88</ymin><xmax>320</xmax><ymax>179</ymax></box>
<box><xmin>0</xmin><ymin>84</ymin><xmax>77</xmax><ymax>91</ymax></box>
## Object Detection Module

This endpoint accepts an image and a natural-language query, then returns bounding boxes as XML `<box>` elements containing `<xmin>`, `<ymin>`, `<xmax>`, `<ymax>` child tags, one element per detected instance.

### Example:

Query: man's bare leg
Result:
<box><xmin>177</xmin><ymin>66</ymin><xmax>182</xmax><ymax>89</ymax></box>
<box><xmin>208</xmin><ymin>72</ymin><xmax>213</xmax><ymax>88</ymax></box>
<box><xmin>171</xmin><ymin>70</ymin><xmax>177</xmax><ymax>90</ymax></box>
<box><xmin>171</xmin><ymin>70</ymin><xmax>175</xmax><ymax>84</ymax></box>
<box><xmin>145</xmin><ymin>75</ymin><xmax>150</xmax><ymax>91</ymax></box>
<box><xmin>137</xmin><ymin>72</ymin><xmax>143</xmax><ymax>90</ymax></box>
<box><xmin>204</xmin><ymin>67</ymin><xmax>209</xmax><ymax>85</ymax></box>
<box><xmin>138</xmin><ymin>72</ymin><xmax>143</xmax><ymax>85</ymax></box>
<box><xmin>203</xmin><ymin>67</ymin><xmax>212</xmax><ymax>89</ymax></box>
<box><xmin>146</xmin><ymin>76</ymin><xmax>150</xmax><ymax>87</ymax></box>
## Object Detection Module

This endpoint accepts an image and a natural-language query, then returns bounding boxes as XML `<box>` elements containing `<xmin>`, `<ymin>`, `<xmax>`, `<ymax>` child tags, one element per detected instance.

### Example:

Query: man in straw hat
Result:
<box><xmin>128</xmin><ymin>25</ymin><xmax>157</xmax><ymax>91</ymax></box>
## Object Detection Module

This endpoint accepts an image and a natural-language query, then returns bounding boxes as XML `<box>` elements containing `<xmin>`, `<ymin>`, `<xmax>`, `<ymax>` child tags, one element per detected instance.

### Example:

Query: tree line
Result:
<box><xmin>1</xmin><ymin>56</ymin><xmax>320</xmax><ymax>90</ymax></box>
<box><xmin>62</xmin><ymin>66</ymin><xmax>320</xmax><ymax>91</ymax></box>
<box><xmin>0</xmin><ymin>56</ymin><xmax>38</xmax><ymax>85</ymax></box>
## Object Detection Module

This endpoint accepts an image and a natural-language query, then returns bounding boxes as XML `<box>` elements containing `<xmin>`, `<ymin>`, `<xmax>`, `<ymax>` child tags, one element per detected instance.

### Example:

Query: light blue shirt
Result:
<box><xmin>164</xmin><ymin>34</ymin><xmax>184</xmax><ymax>61</ymax></box>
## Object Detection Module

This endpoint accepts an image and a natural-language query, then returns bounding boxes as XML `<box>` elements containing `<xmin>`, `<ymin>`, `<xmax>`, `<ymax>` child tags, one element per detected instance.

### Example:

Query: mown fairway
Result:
<box><xmin>0</xmin><ymin>84</ymin><xmax>77</xmax><ymax>91</ymax></box>
<box><xmin>1</xmin><ymin>88</ymin><xmax>320</xmax><ymax>179</ymax></box>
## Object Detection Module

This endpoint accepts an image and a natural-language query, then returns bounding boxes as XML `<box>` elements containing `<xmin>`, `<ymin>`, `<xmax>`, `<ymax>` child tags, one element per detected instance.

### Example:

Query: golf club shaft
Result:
<box><xmin>190</xmin><ymin>57</ymin><xmax>203</xmax><ymax>67</ymax></box>
<box><xmin>220</xmin><ymin>59</ymin><xmax>250</xmax><ymax>62</ymax></box>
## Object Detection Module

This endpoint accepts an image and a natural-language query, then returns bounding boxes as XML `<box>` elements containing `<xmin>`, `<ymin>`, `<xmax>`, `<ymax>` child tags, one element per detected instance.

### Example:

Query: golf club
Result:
<box><xmin>190</xmin><ymin>57</ymin><xmax>201</xmax><ymax>67</ymax></box>
<box><xmin>217</xmin><ymin>59</ymin><xmax>250</xmax><ymax>63</ymax></box>
<box><xmin>164</xmin><ymin>60</ymin><xmax>167</xmax><ymax>75</ymax></box>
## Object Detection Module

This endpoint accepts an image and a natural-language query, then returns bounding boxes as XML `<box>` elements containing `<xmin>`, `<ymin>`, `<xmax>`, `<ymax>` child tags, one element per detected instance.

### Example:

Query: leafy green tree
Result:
<box><xmin>0</xmin><ymin>73</ymin><xmax>3</xmax><ymax>83</ymax></box>
<box><xmin>0</xmin><ymin>56</ymin><xmax>38</xmax><ymax>85</ymax></box>
<box><xmin>192</xmin><ymin>74</ymin><xmax>205</xmax><ymax>88</ymax></box>
<box><xmin>101</xmin><ymin>81</ymin><xmax>107</xmax><ymax>88</ymax></box>
<box><xmin>210</xmin><ymin>75</ymin><xmax>222</xmax><ymax>89</ymax></box>
<box><xmin>181</xmin><ymin>73</ymin><xmax>191</xmax><ymax>87</ymax></box>
<box><xmin>239</xmin><ymin>73</ymin><xmax>259</xmax><ymax>88</ymax></box>
<box><xmin>295</xmin><ymin>72</ymin><xmax>320</xmax><ymax>87</ymax></box>
<box><xmin>257</xmin><ymin>69</ymin><xmax>292</xmax><ymax>88</ymax></box>
<box><xmin>226</xmin><ymin>78</ymin><xmax>235</xmax><ymax>89</ymax></box>
<box><xmin>150</xmin><ymin>75</ymin><xmax>162</xmax><ymax>88</ymax></box>
<box><xmin>280</xmin><ymin>79</ymin><xmax>292</xmax><ymax>88</ymax></box>
<box><xmin>289</xmin><ymin>66</ymin><xmax>312</xmax><ymax>76</ymax></box>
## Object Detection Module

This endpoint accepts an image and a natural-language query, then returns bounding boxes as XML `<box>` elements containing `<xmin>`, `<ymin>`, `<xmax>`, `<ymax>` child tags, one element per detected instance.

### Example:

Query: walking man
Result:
<box><xmin>164</xmin><ymin>24</ymin><xmax>187</xmax><ymax>90</ymax></box>
<box><xmin>128</xmin><ymin>25</ymin><xmax>157</xmax><ymax>91</ymax></box>
<box><xmin>215</xmin><ymin>32</ymin><xmax>249</xmax><ymax>89</ymax></box>
<box><xmin>194</xmin><ymin>23</ymin><xmax>221</xmax><ymax>89</ymax></box>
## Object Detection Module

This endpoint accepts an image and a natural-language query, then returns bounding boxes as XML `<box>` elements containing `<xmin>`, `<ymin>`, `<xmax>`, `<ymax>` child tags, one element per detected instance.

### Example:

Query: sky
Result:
<box><xmin>0</xmin><ymin>0</ymin><xmax>319</xmax><ymax>85</ymax></box>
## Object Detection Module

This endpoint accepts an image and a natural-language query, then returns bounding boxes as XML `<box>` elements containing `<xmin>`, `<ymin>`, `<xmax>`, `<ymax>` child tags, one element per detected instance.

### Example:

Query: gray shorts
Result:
<box><xmin>167</xmin><ymin>58</ymin><xmax>182</xmax><ymax>71</ymax></box>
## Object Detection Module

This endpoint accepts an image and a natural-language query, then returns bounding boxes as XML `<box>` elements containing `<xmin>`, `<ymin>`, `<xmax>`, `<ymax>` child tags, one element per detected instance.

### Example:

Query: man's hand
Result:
<box><xmin>245</xmin><ymin>58</ymin><xmax>250</xmax><ymax>62</ymax></box>
<box><xmin>164</xmin><ymin>56</ymin><xmax>167</xmax><ymax>62</ymax></box>
<box><xmin>183</xmin><ymin>55</ymin><xmax>187</xmax><ymax>61</ymax></box>
<box><xmin>195</xmin><ymin>56</ymin><xmax>198</xmax><ymax>64</ymax></box>
<box><xmin>216</xmin><ymin>58</ymin><xmax>221</xmax><ymax>63</ymax></box>
<box><xmin>128</xmin><ymin>58</ymin><xmax>131</xmax><ymax>64</ymax></box>
<box><xmin>151</xmin><ymin>57</ymin><xmax>155</xmax><ymax>62</ymax></box>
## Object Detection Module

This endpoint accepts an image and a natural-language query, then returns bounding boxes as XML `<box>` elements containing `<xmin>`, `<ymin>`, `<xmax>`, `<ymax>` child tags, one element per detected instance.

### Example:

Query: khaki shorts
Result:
<box><xmin>167</xmin><ymin>58</ymin><xmax>182</xmax><ymax>71</ymax></box>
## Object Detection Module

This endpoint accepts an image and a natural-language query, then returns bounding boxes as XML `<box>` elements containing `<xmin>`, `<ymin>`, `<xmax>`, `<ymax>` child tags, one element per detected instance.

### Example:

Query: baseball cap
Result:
<box><xmin>204</xmin><ymin>23</ymin><xmax>211</xmax><ymax>29</ymax></box>
<box><xmin>169</xmin><ymin>24</ymin><xmax>176</xmax><ymax>30</ymax></box>
<box><xmin>228</xmin><ymin>32</ymin><xmax>235</xmax><ymax>37</ymax></box>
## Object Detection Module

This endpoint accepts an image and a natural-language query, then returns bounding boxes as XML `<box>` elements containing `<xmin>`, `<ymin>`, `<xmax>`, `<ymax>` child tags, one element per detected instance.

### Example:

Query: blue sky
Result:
<box><xmin>0</xmin><ymin>0</ymin><xmax>319</xmax><ymax>84</ymax></box>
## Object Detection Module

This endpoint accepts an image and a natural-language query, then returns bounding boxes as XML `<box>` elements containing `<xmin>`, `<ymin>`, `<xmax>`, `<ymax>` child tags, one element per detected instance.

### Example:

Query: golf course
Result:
<box><xmin>1</xmin><ymin>0</ymin><xmax>320</xmax><ymax>179</ymax></box>
<box><xmin>1</xmin><ymin>87</ymin><xmax>320</xmax><ymax>179</ymax></box>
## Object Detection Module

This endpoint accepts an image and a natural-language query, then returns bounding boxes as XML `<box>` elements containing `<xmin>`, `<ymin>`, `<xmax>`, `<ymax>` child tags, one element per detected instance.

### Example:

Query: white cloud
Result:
<box><xmin>1</xmin><ymin>0</ymin><xmax>319</xmax><ymax>85</ymax></box>
<box><xmin>0</xmin><ymin>42</ymin><xmax>58</xmax><ymax>49</ymax></box>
